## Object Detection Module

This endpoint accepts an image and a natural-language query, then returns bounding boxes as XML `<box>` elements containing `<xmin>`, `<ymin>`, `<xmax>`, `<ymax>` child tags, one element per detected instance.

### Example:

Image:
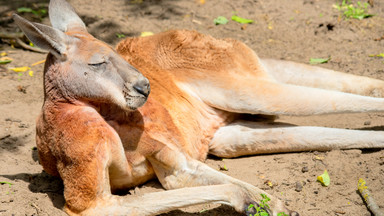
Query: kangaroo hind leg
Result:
<box><xmin>182</xmin><ymin>52</ymin><xmax>384</xmax><ymax>115</ymax></box>
<box><xmin>189</xmin><ymin>76</ymin><xmax>384</xmax><ymax>116</ymax></box>
<box><xmin>261</xmin><ymin>58</ymin><xmax>384</xmax><ymax>97</ymax></box>
<box><xmin>209</xmin><ymin>121</ymin><xmax>384</xmax><ymax>158</ymax></box>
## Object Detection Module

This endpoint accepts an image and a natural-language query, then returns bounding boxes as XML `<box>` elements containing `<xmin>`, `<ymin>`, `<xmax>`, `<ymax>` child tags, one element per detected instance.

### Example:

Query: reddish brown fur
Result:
<box><xmin>20</xmin><ymin>1</ymin><xmax>384</xmax><ymax>215</ymax></box>
<box><xmin>116</xmin><ymin>30</ymin><xmax>242</xmax><ymax>157</ymax></box>
<box><xmin>32</xmin><ymin>15</ymin><xmax>384</xmax><ymax>214</ymax></box>
<box><xmin>37</xmin><ymin>30</ymin><xmax>241</xmax><ymax>213</ymax></box>
<box><xmin>117</xmin><ymin>30</ymin><xmax>271</xmax><ymax>83</ymax></box>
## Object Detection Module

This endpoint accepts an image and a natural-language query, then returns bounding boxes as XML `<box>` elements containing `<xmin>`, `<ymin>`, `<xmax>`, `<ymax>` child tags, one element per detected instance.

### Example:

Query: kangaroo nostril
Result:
<box><xmin>133</xmin><ymin>80</ymin><xmax>150</xmax><ymax>97</ymax></box>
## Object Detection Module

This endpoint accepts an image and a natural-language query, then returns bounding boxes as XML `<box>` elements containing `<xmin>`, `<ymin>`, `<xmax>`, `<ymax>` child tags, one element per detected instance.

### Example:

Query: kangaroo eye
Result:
<box><xmin>88</xmin><ymin>62</ymin><xmax>106</xmax><ymax>67</ymax></box>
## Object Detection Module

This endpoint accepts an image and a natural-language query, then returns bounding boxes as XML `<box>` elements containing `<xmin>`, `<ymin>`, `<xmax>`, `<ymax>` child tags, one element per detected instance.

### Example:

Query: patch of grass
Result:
<box><xmin>116</xmin><ymin>33</ymin><xmax>126</xmax><ymax>38</ymax></box>
<box><xmin>334</xmin><ymin>0</ymin><xmax>374</xmax><ymax>20</ymax></box>
<box><xmin>247</xmin><ymin>194</ymin><xmax>289</xmax><ymax>216</ymax></box>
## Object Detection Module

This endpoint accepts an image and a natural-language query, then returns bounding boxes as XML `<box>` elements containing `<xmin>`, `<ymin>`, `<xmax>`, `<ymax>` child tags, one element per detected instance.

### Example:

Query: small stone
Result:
<box><xmin>302</xmin><ymin>166</ymin><xmax>309</xmax><ymax>173</ymax></box>
<box><xmin>295</xmin><ymin>181</ymin><xmax>303</xmax><ymax>192</ymax></box>
<box><xmin>364</xmin><ymin>121</ymin><xmax>371</xmax><ymax>126</ymax></box>
<box><xmin>18</xmin><ymin>123</ymin><xmax>29</xmax><ymax>128</ymax></box>
<box><xmin>314</xmin><ymin>190</ymin><xmax>319</xmax><ymax>194</ymax></box>
<box><xmin>282</xmin><ymin>181</ymin><xmax>290</xmax><ymax>186</ymax></box>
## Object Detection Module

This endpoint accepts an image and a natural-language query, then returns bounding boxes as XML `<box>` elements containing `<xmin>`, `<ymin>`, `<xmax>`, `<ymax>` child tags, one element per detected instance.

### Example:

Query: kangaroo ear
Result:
<box><xmin>49</xmin><ymin>0</ymin><xmax>86</xmax><ymax>32</ymax></box>
<box><xmin>13</xmin><ymin>14</ymin><xmax>70</xmax><ymax>60</ymax></box>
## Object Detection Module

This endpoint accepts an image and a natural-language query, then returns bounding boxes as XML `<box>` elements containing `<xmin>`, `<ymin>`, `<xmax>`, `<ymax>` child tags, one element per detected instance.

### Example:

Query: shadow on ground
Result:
<box><xmin>125</xmin><ymin>0</ymin><xmax>185</xmax><ymax>20</ymax></box>
<box><xmin>0</xmin><ymin>171</ymin><xmax>65</xmax><ymax>210</ymax></box>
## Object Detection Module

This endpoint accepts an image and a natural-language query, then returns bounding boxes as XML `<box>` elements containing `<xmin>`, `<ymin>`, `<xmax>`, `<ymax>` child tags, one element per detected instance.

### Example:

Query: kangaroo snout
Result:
<box><xmin>133</xmin><ymin>78</ymin><xmax>150</xmax><ymax>97</ymax></box>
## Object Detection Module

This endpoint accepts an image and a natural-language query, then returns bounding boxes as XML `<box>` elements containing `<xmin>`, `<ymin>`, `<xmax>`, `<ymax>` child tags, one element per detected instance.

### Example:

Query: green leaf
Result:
<box><xmin>231</xmin><ymin>15</ymin><xmax>254</xmax><ymax>24</ymax></box>
<box><xmin>317</xmin><ymin>169</ymin><xmax>331</xmax><ymax>186</ymax></box>
<box><xmin>39</xmin><ymin>9</ymin><xmax>47</xmax><ymax>15</ymax></box>
<box><xmin>214</xmin><ymin>16</ymin><xmax>228</xmax><ymax>25</ymax></box>
<box><xmin>261</xmin><ymin>193</ymin><xmax>270</xmax><ymax>201</ymax></box>
<box><xmin>247</xmin><ymin>204</ymin><xmax>255</xmax><ymax>211</ymax></box>
<box><xmin>264</xmin><ymin>203</ymin><xmax>270</xmax><ymax>209</ymax></box>
<box><xmin>309</xmin><ymin>57</ymin><xmax>330</xmax><ymax>64</ymax></box>
<box><xmin>0</xmin><ymin>181</ymin><xmax>13</xmax><ymax>186</ymax></box>
<box><xmin>369</xmin><ymin>53</ymin><xmax>384</xmax><ymax>58</ymax></box>
<box><xmin>17</xmin><ymin>7</ymin><xmax>33</xmax><ymax>13</ymax></box>
<box><xmin>0</xmin><ymin>59</ymin><xmax>12</xmax><ymax>64</ymax></box>
<box><xmin>260</xmin><ymin>212</ymin><xmax>269</xmax><ymax>216</ymax></box>
<box><xmin>116</xmin><ymin>33</ymin><xmax>126</xmax><ymax>38</ymax></box>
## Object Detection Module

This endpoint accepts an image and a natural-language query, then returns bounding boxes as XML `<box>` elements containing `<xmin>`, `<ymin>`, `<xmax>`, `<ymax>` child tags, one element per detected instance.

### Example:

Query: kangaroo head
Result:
<box><xmin>13</xmin><ymin>0</ymin><xmax>150</xmax><ymax>111</ymax></box>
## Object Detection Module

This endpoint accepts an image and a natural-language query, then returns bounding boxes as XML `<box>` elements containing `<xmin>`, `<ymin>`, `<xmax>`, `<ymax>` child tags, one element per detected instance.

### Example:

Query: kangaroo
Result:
<box><xmin>13</xmin><ymin>0</ymin><xmax>384</xmax><ymax>215</ymax></box>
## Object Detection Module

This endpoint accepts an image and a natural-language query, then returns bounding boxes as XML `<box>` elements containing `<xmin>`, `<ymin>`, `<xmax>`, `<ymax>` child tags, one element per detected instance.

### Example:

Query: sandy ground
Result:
<box><xmin>0</xmin><ymin>0</ymin><xmax>384</xmax><ymax>215</ymax></box>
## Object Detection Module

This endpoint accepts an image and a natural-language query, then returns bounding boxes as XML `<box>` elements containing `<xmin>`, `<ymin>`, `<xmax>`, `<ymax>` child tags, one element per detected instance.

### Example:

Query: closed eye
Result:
<box><xmin>88</xmin><ymin>62</ymin><xmax>106</xmax><ymax>67</ymax></box>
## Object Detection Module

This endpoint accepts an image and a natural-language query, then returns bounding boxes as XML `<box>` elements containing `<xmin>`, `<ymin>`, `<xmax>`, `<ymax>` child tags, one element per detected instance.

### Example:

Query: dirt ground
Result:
<box><xmin>1</xmin><ymin>0</ymin><xmax>384</xmax><ymax>215</ymax></box>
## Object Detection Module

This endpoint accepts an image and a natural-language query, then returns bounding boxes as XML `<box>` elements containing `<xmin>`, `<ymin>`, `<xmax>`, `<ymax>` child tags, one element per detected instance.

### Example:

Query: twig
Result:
<box><xmin>357</xmin><ymin>178</ymin><xmax>384</xmax><ymax>216</ymax></box>
<box><xmin>31</xmin><ymin>202</ymin><xmax>41</xmax><ymax>215</ymax></box>
<box><xmin>0</xmin><ymin>31</ymin><xmax>47</xmax><ymax>53</ymax></box>
<box><xmin>15</xmin><ymin>38</ymin><xmax>47</xmax><ymax>53</ymax></box>
<box><xmin>31</xmin><ymin>59</ymin><xmax>46</xmax><ymax>66</ymax></box>
<box><xmin>0</xmin><ymin>32</ymin><xmax>24</xmax><ymax>39</ymax></box>
<box><xmin>0</xmin><ymin>16</ymin><xmax>13</xmax><ymax>25</ymax></box>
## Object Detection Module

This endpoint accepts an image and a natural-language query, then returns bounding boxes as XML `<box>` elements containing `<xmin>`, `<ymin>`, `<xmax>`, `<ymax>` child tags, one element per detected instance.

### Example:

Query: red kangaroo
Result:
<box><xmin>13</xmin><ymin>0</ymin><xmax>384</xmax><ymax>215</ymax></box>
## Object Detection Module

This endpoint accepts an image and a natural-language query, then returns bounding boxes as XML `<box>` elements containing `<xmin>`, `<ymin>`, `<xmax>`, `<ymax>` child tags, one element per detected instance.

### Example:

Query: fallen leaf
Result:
<box><xmin>10</xmin><ymin>66</ymin><xmax>30</xmax><ymax>72</ymax></box>
<box><xmin>0</xmin><ymin>52</ymin><xmax>7</xmax><ymax>56</ymax></box>
<box><xmin>231</xmin><ymin>15</ymin><xmax>254</xmax><ymax>24</ymax></box>
<box><xmin>140</xmin><ymin>31</ymin><xmax>154</xmax><ymax>37</ymax></box>
<box><xmin>218</xmin><ymin>164</ymin><xmax>228</xmax><ymax>171</ymax></box>
<box><xmin>0</xmin><ymin>60</ymin><xmax>12</xmax><ymax>64</ymax></box>
<box><xmin>264</xmin><ymin>180</ymin><xmax>274</xmax><ymax>188</ymax></box>
<box><xmin>369</xmin><ymin>53</ymin><xmax>384</xmax><ymax>58</ymax></box>
<box><xmin>214</xmin><ymin>16</ymin><xmax>228</xmax><ymax>25</ymax></box>
<box><xmin>192</xmin><ymin>19</ymin><xmax>202</xmax><ymax>25</ymax></box>
<box><xmin>17</xmin><ymin>85</ymin><xmax>27</xmax><ymax>93</ymax></box>
<box><xmin>317</xmin><ymin>169</ymin><xmax>330</xmax><ymax>186</ymax></box>
<box><xmin>28</xmin><ymin>70</ymin><xmax>34</xmax><ymax>76</ymax></box>
<box><xmin>0</xmin><ymin>57</ymin><xmax>12</xmax><ymax>64</ymax></box>
<box><xmin>17</xmin><ymin>7</ymin><xmax>33</xmax><ymax>13</ymax></box>
<box><xmin>309</xmin><ymin>57</ymin><xmax>331</xmax><ymax>64</ymax></box>
<box><xmin>0</xmin><ymin>181</ymin><xmax>13</xmax><ymax>187</ymax></box>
